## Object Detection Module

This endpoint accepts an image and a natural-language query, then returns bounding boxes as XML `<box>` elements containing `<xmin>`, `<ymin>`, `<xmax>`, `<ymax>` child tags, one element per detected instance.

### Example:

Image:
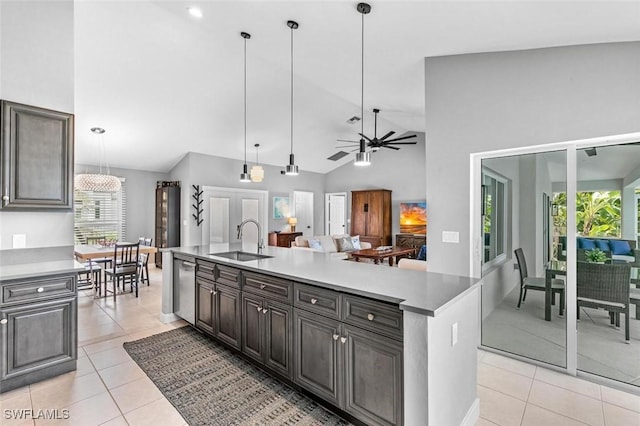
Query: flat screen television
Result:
<box><xmin>399</xmin><ymin>202</ymin><xmax>427</xmax><ymax>234</ymax></box>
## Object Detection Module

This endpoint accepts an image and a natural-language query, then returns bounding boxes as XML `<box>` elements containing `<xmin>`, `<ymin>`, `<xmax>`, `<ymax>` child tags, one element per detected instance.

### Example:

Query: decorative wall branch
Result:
<box><xmin>192</xmin><ymin>185</ymin><xmax>203</xmax><ymax>226</ymax></box>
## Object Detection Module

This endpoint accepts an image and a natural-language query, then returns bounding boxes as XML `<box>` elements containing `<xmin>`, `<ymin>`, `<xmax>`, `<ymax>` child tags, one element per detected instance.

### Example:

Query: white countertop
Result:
<box><xmin>168</xmin><ymin>243</ymin><xmax>480</xmax><ymax>317</ymax></box>
<box><xmin>0</xmin><ymin>260</ymin><xmax>86</xmax><ymax>281</ymax></box>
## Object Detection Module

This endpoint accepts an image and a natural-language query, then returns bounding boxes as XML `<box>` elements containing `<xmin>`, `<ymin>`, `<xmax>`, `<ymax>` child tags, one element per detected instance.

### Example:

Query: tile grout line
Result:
<box><xmin>524</xmin><ymin>401</ymin><xmax>592</xmax><ymax>426</ymax></box>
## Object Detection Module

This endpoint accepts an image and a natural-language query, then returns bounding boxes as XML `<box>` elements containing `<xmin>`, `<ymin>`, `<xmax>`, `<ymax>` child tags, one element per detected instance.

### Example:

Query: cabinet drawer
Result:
<box><xmin>2</xmin><ymin>275</ymin><xmax>76</xmax><ymax>305</ymax></box>
<box><xmin>343</xmin><ymin>295</ymin><xmax>403</xmax><ymax>340</ymax></box>
<box><xmin>243</xmin><ymin>272</ymin><xmax>292</xmax><ymax>303</ymax></box>
<box><xmin>216</xmin><ymin>264</ymin><xmax>240</xmax><ymax>288</ymax></box>
<box><xmin>196</xmin><ymin>260</ymin><xmax>215</xmax><ymax>281</ymax></box>
<box><xmin>294</xmin><ymin>283</ymin><xmax>341</xmax><ymax>320</ymax></box>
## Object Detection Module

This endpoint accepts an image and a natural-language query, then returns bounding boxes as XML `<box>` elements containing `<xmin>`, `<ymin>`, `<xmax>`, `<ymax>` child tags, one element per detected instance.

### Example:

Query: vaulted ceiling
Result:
<box><xmin>73</xmin><ymin>1</ymin><xmax>640</xmax><ymax>174</ymax></box>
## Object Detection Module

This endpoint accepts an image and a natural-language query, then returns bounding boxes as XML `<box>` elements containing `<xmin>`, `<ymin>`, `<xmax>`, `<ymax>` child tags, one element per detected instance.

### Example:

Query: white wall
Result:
<box><xmin>0</xmin><ymin>0</ymin><xmax>75</xmax><ymax>250</ymax></box>
<box><xmin>324</xmin><ymin>133</ymin><xmax>426</xmax><ymax>236</ymax></box>
<box><xmin>425</xmin><ymin>41</ymin><xmax>640</xmax><ymax>277</ymax></box>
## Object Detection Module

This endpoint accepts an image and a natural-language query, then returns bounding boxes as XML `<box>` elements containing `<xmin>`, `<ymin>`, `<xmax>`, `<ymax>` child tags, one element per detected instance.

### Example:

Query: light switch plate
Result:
<box><xmin>13</xmin><ymin>234</ymin><xmax>26</xmax><ymax>248</ymax></box>
<box><xmin>451</xmin><ymin>322</ymin><xmax>458</xmax><ymax>346</ymax></box>
<box><xmin>442</xmin><ymin>231</ymin><xmax>459</xmax><ymax>243</ymax></box>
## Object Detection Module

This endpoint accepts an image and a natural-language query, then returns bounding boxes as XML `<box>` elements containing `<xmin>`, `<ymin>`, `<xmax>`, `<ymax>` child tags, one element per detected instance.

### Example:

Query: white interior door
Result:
<box><xmin>326</xmin><ymin>193</ymin><xmax>346</xmax><ymax>235</ymax></box>
<box><xmin>293</xmin><ymin>191</ymin><xmax>314</xmax><ymax>237</ymax></box>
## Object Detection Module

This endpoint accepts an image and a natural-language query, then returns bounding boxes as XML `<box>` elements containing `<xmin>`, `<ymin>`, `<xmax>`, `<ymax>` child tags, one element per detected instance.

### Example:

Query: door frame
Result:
<box><xmin>325</xmin><ymin>192</ymin><xmax>347</xmax><ymax>235</ymax></box>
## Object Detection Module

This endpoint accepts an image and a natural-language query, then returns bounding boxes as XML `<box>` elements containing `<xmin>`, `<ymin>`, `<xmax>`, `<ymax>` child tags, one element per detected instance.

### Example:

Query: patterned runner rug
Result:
<box><xmin>123</xmin><ymin>326</ymin><xmax>351</xmax><ymax>426</ymax></box>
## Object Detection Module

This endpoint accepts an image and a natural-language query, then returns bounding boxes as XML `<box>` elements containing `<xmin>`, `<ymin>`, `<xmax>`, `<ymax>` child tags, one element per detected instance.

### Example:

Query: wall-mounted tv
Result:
<box><xmin>399</xmin><ymin>202</ymin><xmax>427</xmax><ymax>234</ymax></box>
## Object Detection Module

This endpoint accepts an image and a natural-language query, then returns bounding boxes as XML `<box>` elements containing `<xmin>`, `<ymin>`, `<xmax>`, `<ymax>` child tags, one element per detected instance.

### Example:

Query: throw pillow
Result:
<box><xmin>609</xmin><ymin>240</ymin><xmax>632</xmax><ymax>255</ymax></box>
<box><xmin>337</xmin><ymin>237</ymin><xmax>355</xmax><ymax>252</ymax></box>
<box><xmin>595</xmin><ymin>240</ymin><xmax>610</xmax><ymax>252</ymax></box>
<box><xmin>579</xmin><ymin>238</ymin><xmax>596</xmax><ymax>250</ymax></box>
<box><xmin>351</xmin><ymin>235</ymin><xmax>362</xmax><ymax>250</ymax></box>
<box><xmin>417</xmin><ymin>245</ymin><xmax>427</xmax><ymax>261</ymax></box>
<box><xmin>308</xmin><ymin>238</ymin><xmax>323</xmax><ymax>250</ymax></box>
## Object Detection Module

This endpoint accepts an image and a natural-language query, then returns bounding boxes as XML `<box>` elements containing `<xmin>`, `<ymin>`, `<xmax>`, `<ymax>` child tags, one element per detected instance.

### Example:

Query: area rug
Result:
<box><xmin>123</xmin><ymin>326</ymin><xmax>351</xmax><ymax>426</ymax></box>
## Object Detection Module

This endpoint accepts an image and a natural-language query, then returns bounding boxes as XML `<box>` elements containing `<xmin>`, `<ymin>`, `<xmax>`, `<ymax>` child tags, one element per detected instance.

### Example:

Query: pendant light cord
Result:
<box><xmin>360</xmin><ymin>9</ymin><xmax>364</xmax><ymax>137</ymax></box>
<box><xmin>244</xmin><ymin>35</ymin><xmax>248</xmax><ymax>165</ymax></box>
<box><xmin>290</xmin><ymin>24</ymin><xmax>294</xmax><ymax>156</ymax></box>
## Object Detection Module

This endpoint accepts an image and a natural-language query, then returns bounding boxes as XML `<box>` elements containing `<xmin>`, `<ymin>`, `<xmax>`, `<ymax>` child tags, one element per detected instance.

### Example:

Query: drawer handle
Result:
<box><xmin>340</xmin><ymin>337</ymin><xmax>347</xmax><ymax>344</ymax></box>
<box><xmin>37</xmin><ymin>287</ymin><xmax>45</xmax><ymax>293</ymax></box>
<box><xmin>332</xmin><ymin>334</ymin><xmax>339</xmax><ymax>340</ymax></box>
<box><xmin>310</xmin><ymin>298</ymin><xmax>318</xmax><ymax>305</ymax></box>
<box><xmin>257</xmin><ymin>306</ymin><xmax>262</xmax><ymax>312</ymax></box>
<box><xmin>2</xmin><ymin>195</ymin><xmax>8</xmax><ymax>201</ymax></box>
<box><xmin>260</xmin><ymin>284</ymin><xmax>266</xmax><ymax>290</ymax></box>
<box><xmin>367</xmin><ymin>313</ymin><xmax>375</xmax><ymax>321</ymax></box>
<box><xmin>262</xmin><ymin>308</ymin><xmax>268</xmax><ymax>314</ymax></box>
<box><xmin>0</xmin><ymin>318</ymin><xmax>7</xmax><ymax>325</ymax></box>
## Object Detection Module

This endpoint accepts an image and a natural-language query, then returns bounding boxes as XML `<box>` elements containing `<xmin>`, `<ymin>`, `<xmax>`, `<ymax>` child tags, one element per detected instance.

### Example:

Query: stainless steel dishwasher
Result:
<box><xmin>173</xmin><ymin>255</ymin><xmax>196</xmax><ymax>324</ymax></box>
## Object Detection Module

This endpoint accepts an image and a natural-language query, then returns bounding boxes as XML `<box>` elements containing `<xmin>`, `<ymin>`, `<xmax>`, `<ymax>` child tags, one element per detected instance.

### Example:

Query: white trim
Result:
<box><xmin>460</xmin><ymin>397</ymin><xmax>480</xmax><ymax>426</ymax></box>
<box><xmin>566</xmin><ymin>144</ymin><xmax>578</xmax><ymax>375</ymax></box>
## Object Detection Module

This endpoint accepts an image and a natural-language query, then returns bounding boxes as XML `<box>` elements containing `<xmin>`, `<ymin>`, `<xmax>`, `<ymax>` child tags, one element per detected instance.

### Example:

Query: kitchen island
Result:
<box><xmin>161</xmin><ymin>243</ymin><xmax>480</xmax><ymax>426</ymax></box>
<box><xmin>0</xmin><ymin>250</ymin><xmax>84</xmax><ymax>393</ymax></box>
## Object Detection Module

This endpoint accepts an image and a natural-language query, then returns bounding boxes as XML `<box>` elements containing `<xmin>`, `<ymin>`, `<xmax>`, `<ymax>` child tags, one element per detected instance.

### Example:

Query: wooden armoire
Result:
<box><xmin>350</xmin><ymin>189</ymin><xmax>392</xmax><ymax>248</ymax></box>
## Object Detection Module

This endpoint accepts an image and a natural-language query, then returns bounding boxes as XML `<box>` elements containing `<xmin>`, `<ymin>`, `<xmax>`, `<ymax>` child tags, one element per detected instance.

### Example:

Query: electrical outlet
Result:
<box><xmin>451</xmin><ymin>322</ymin><xmax>458</xmax><ymax>347</ymax></box>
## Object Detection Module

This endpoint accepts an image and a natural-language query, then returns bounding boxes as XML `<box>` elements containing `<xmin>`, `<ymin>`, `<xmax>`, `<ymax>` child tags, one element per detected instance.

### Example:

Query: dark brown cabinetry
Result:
<box><xmin>1</xmin><ymin>100</ymin><xmax>74</xmax><ymax>210</ymax></box>
<box><xmin>294</xmin><ymin>286</ymin><xmax>403</xmax><ymax>426</ymax></box>
<box><xmin>0</xmin><ymin>273</ymin><xmax>78</xmax><ymax>393</ymax></box>
<box><xmin>350</xmin><ymin>190</ymin><xmax>392</xmax><ymax>248</ymax></box>
<box><xmin>155</xmin><ymin>182</ymin><xmax>181</xmax><ymax>267</ymax></box>
<box><xmin>396</xmin><ymin>234</ymin><xmax>426</xmax><ymax>253</ymax></box>
<box><xmin>268</xmin><ymin>232</ymin><xmax>302</xmax><ymax>248</ymax></box>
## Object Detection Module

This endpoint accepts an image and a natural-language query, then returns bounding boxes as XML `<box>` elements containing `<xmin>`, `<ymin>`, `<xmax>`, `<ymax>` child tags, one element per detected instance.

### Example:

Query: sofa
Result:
<box><xmin>559</xmin><ymin>236</ymin><xmax>640</xmax><ymax>265</ymax></box>
<box><xmin>290</xmin><ymin>234</ymin><xmax>371</xmax><ymax>260</ymax></box>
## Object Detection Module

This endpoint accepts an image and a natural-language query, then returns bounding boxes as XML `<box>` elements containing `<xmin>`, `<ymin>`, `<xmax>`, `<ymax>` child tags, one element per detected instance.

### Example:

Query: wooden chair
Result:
<box><xmin>104</xmin><ymin>242</ymin><xmax>140</xmax><ymax>300</ymax></box>
<box><xmin>137</xmin><ymin>237</ymin><xmax>153</xmax><ymax>286</ymax></box>
<box><xmin>577</xmin><ymin>261</ymin><xmax>631</xmax><ymax>343</ymax></box>
<box><xmin>514</xmin><ymin>248</ymin><xmax>565</xmax><ymax>315</ymax></box>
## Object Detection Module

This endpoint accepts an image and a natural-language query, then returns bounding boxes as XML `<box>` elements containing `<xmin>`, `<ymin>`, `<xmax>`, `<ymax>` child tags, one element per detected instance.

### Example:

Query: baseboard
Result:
<box><xmin>460</xmin><ymin>397</ymin><xmax>480</xmax><ymax>426</ymax></box>
<box><xmin>159</xmin><ymin>312</ymin><xmax>180</xmax><ymax>324</ymax></box>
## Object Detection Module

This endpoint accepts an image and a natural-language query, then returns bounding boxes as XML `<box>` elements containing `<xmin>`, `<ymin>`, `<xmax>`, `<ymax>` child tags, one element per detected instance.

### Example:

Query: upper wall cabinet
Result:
<box><xmin>0</xmin><ymin>100</ymin><xmax>74</xmax><ymax>210</ymax></box>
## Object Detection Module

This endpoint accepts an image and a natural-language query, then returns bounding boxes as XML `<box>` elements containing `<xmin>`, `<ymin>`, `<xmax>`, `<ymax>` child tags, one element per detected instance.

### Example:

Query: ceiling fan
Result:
<box><xmin>336</xmin><ymin>108</ymin><xmax>417</xmax><ymax>152</ymax></box>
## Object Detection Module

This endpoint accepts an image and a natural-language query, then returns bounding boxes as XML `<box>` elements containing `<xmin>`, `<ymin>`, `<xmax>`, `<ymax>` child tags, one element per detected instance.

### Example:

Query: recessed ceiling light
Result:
<box><xmin>187</xmin><ymin>7</ymin><xmax>203</xmax><ymax>18</ymax></box>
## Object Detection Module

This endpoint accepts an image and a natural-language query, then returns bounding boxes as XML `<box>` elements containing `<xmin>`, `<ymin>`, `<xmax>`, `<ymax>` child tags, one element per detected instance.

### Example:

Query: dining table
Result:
<box><xmin>545</xmin><ymin>260</ymin><xmax>566</xmax><ymax>321</ymax></box>
<box><xmin>74</xmin><ymin>243</ymin><xmax>158</xmax><ymax>261</ymax></box>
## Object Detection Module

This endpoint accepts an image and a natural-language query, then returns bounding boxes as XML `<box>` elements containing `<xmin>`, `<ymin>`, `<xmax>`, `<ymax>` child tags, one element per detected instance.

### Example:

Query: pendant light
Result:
<box><xmin>250</xmin><ymin>143</ymin><xmax>264</xmax><ymax>182</ymax></box>
<box><xmin>354</xmin><ymin>3</ymin><xmax>371</xmax><ymax>167</ymax></box>
<box><xmin>284</xmin><ymin>20</ymin><xmax>299</xmax><ymax>176</ymax></box>
<box><xmin>74</xmin><ymin>127</ymin><xmax>122</xmax><ymax>192</ymax></box>
<box><xmin>240</xmin><ymin>31</ymin><xmax>251</xmax><ymax>182</ymax></box>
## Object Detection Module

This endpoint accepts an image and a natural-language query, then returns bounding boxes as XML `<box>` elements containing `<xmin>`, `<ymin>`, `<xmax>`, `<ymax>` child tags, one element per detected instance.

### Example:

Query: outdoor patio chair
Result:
<box><xmin>515</xmin><ymin>248</ymin><xmax>565</xmax><ymax>314</ymax></box>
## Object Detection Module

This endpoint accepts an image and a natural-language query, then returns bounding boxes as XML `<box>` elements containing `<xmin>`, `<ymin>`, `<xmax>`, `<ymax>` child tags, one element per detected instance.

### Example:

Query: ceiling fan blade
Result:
<box><xmin>382</xmin><ymin>145</ymin><xmax>400</xmax><ymax>150</ymax></box>
<box><xmin>379</xmin><ymin>131</ymin><xmax>395</xmax><ymax>141</ymax></box>
<box><xmin>383</xmin><ymin>141</ymin><xmax>417</xmax><ymax>145</ymax></box>
<box><xmin>358</xmin><ymin>133</ymin><xmax>373</xmax><ymax>143</ymax></box>
<box><xmin>336</xmin><ymin>139</ymin><xmax>359</xmax><ymax>143</ymax></box>
<box><xmin>382</xmin><ymin>134</ymin><xmax>417</xmax><ymax>143</ymax></box>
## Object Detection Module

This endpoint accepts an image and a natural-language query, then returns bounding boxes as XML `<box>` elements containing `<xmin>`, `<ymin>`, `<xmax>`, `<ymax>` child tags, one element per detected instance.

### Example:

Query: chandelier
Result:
<box><xmin>74</xmin><ymin>127</ymin><xmax>121</xmax><ymax>192</ymax></box>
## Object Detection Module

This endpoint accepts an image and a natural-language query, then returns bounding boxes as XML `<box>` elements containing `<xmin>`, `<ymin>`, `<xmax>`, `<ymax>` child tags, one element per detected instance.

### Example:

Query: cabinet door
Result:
<box><xmin>294</xmin><ymin>309</ymin><xmax>342</xmax><ymax>407</ymax></box>
<box><xmin>1</xmin><ymin>101</ymin><xmax>73</xmax><ymax>210</ymax></box>
<box><xmin>343</xmin><ymin>325</ymin><xmax>403</xmax><ymax>426</ymax></box>
<box><xmin>195</xmin><ymin>279</ymin><xmax>215</xmax><ymax>335</ymax></box>
<box><xmin>215</xmin><ymin>284</ymin><xmax>241</xmax><ymax>350</ymax></box>
<box><xmin>1</xmin><ymin>297</ymin><xmax>76</xmax><ymax>380</ymax></box>
<box><xmin>241</xmin><ymin>293</ymin><xmax>264</xmax><ymax>363</ymax></box>
<box><xmin>350</xmin><ymin>191</ymin><xmax>368</xmax><ymax>236</ymax></box>
<box><xmin>264</xmin><ymin>300</ymin><xmax>292</xmax><ymax>379</ymax></box>
<box><xmin>366</xmin><ymin>190</ymin><xmax>384</xmax><ymax>237</ymax></box>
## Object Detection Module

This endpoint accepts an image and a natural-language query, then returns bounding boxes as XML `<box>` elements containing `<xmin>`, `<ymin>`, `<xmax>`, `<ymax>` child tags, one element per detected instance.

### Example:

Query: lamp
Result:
<box><xmin>288</xmin><ymin>217</ymin><xmax>298</xmax><ymax>232</ymax></box>
<box><xmin>240</xmin><ymin>31</ymin><xmax>251</xmax><ymax>183</ymax></box>
<box><xmin>354</xmin><ymin>3</ymin><xmax>372</xmax><ymax>167</ymax></box>
<box><xmin>250</xmin><ymin>143</ymin><xmax>264</xmax><ymax>182</ymax></box>
<box><xmin>74</xmin><ymin>127</ymin><xmax>122</xmax><ymax>192</ymax></box>
<box><xmin>284</xmin><ymin>20</ymin><xmax>299</xmax><ymax>176</ymax></box>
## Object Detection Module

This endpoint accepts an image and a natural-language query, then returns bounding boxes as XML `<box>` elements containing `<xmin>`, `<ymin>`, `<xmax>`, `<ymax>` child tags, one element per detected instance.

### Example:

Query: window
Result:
<box><xmin>74</xmin><ymin>180</ymin><xmax>126</xmax><ymax>244</ymax></box>
<box><xmin>552</xmin><ymin>191</ymin><xmax>621</xmax><ymax>238</ymax></box>
<box><xmin>482</xmin><ymin>169</ymin><xmax>508</xmax><ymax>265</ymax></box>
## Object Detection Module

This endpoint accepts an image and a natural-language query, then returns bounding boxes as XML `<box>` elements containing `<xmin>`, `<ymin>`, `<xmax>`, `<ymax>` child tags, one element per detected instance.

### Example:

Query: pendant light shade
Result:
<box><xmin>250</xmin><ymin>143</ymin><xmax>264</xmax><ymax>182</ymax></box>
<box><xmin>75</xmin><ymin>127</ymin><xmax>122</xmax><ymax>192</ymax></box>
<box><xmin>354</xmin><ymin>3</ymin><xmax>372</xmax><ymax>167</ymax></box>
<box><xmin>240</xmin><ymin>31</ymin><xmax>252</xmax><ymax>183</ymax></box>
<box><xmin>284</xmin><ymin>20</ymin><xmax>299</xmax><ymax>176</ymax></box>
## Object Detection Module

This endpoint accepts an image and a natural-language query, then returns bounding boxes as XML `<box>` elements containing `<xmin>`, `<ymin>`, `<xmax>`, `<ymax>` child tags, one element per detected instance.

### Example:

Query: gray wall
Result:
<box><xmin>169</xmin><ymin>152</ymin><xmax>326</xmax><ymax>247</ymax></box>
<box><xmin>0</xmin><ymin>1</ymin><xmax>75</xmax><ymax>250</ymax></box>
<box><xmin>425</xmin><ymin>41</ymin><xmax>640</xmax><ymax>277</ymax></box>
<box><xmin>324</xmin><ymin>133</ymin><xmax>426</xmax><ymax>237</ymax></box>
<box><xmin>76</xmin><ymin>164</ymin><xmax>168</xmax><ymax>243</ymax></box>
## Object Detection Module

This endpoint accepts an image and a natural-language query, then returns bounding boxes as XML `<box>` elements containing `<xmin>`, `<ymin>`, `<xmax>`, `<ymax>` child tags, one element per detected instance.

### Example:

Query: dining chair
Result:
<box><xmin>104</xmin><ymin>242</ymin><xmax>140</xmax><ymax>300</ymax></box>
<box><xmin>84</xmin><ymin>235</ymin><xmax>113</xmax><ymax>279</ymax></box>
<box><xmin>514</xmin><ymin>248</ymin><xmax>565</xmax><ymax>315</ymax></box>
<box><xmin>577</xmin><ymin>261</ymin><xmax>631</xmax><ymax>343</ymax></box>
<box><xmin>137</xmin><ymin>237</ymin><xmax>153</xmax><ymax>286</ymax></box>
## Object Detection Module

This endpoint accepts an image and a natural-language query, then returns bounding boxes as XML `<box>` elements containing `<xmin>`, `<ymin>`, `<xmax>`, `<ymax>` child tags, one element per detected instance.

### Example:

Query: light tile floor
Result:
<box><xmin>1</xmin><ymin>265</ymin><xmax>638</xmax><ymax>425</ymax></box>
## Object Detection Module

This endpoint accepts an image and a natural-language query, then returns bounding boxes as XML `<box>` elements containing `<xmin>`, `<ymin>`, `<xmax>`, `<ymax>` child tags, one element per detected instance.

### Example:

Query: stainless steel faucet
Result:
<box><xmin>237</xmin><ymin>219</ymin><xmax>264</xmax><ymax>254</ymax></box>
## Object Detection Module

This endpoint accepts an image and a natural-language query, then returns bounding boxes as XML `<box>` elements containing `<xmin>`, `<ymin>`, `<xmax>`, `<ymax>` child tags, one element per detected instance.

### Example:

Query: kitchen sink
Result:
<box><xmin>209</xmin><ymin>251</ymin><xmax>273</xmax><ymax>261</ymax></box>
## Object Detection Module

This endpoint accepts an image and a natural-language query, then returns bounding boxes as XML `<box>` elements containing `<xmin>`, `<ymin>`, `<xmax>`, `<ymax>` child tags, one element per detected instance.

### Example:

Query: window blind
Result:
<box><xmin>74</xmin><ymin>178</ymin><xmax>127</xmax><ymax>244</ymax></box>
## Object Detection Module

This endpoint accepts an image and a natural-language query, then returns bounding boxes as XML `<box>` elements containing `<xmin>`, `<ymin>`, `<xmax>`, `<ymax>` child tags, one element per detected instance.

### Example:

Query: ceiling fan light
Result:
<box><xmin>354</xmin><ymin>151</ymin><xmax>371</xmax><ymax>166</ymax></box>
